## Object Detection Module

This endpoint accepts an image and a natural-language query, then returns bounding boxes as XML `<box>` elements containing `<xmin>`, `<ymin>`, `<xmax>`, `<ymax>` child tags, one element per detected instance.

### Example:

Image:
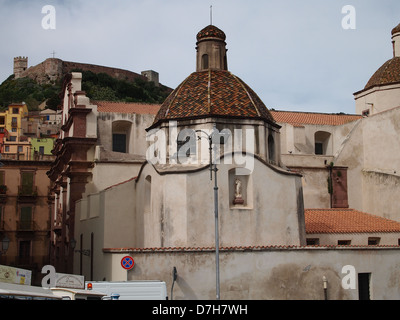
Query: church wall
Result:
<box><xmin>124</xmin><ymin>153</ymin><xmax>304</xmax><ymax>250</ymax></box>
<box><xmin>97</xmin><ymin>112</ymin><xmax>155</xmax><ymax>156</ymax></box>
<box><xmin>335</xmin><ymin>107</ymin><xmax>400</xmax><ymax>220</ymax></box>
<box><xmin>102</xmin><ymin>247</ymin><xmax>400</xmax><ymax>299</ymax></box>
<box><xmin>355</xmin><ymin>84</ymin><xmax>400</xmax><ymax>115</ymax></box>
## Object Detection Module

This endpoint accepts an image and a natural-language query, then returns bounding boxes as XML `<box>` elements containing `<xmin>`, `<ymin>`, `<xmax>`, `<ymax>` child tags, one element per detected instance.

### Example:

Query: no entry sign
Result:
<box><xmin>121</xmin><ymin>256</ymin><xmax>134</xmax><ymax>270</ymax></box>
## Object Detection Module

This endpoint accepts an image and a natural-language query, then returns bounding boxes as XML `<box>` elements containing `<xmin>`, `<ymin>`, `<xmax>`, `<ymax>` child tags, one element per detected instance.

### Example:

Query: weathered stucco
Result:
<box><xmin>102</xmin><ymin>247</ymin><xmax>400</xmax><ymax>300</ymax></box>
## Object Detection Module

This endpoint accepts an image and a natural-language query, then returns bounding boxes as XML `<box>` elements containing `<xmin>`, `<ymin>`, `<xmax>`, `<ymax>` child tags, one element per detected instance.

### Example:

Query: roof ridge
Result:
<box><xmin>231</xmin><ymin>72</ymin><xmax>261</xmax><ymax>117</ymax></box>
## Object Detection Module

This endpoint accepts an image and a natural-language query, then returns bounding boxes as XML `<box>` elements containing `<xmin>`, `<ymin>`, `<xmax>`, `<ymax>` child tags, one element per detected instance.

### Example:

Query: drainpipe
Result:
<box><xmin>171</xmin><ymin>266</ymin><xmax>177</xmax><ymax>300</ymax></box>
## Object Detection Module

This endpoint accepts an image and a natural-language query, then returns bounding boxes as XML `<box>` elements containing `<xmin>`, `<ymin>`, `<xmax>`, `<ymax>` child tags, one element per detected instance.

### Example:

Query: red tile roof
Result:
<box><xmin>270</xmin><ymin>110</ymin><xmax>362</xmax><ymax>126</ymax></box>
<box><xmin>197</xmin><ymin>25</ymin><xmax>226</xmax><ymax>42</ymax></box>
<box><xmin>363</xmin><ymin>57</ymin><xmax>400</xmax><ymax>91</ymax></box>
<box><xmin>151</xmin><ymin>70</ymin><xmax>276</xmax><ymax>129</ymax></box>
<box><xmin>305</xmin><ymin>209</ymin><xmax>400</xmax><ymax>234</ymax></box>
<box><xmin>94</xmin><ymin>101</ymin><xmax>160</xmax><ymax>115</ymax></box>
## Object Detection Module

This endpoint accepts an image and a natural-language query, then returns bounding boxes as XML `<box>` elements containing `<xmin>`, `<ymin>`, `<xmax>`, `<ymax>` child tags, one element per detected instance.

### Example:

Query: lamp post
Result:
<box><xmin>196</xmin><ymin>124</ymin><xmax>229</xmax><ymax>300</ymax></box>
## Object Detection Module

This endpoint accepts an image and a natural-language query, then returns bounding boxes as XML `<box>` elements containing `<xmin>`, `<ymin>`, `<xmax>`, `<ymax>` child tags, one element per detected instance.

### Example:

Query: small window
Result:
<box><xmin>268</xmin><ymin>134</ymin><xmax>275</xmax><ymax>163</ymax></box>
<box><xmin>0</xmin><ymin>117</ymin><xmax>4</xmax><ymax>125</ymax></box>
<box><xmin>315</xmin><ymin>142</ymin><xmax>323</xmax><ymax>155</ymax></box>
<box><xmin>306</xmin><ymin>238</ymin><xmax>320</xmax><ymax>245</ymax></box>
<box><xmin>13</xmin><ymin>108</ymin><xmax>19</xmax><ymax>114</ymax></box>
<box><xmin>338</xmin><ymin>240</ymin><xmax>351</xmax><ymax>245</ymax></box>
<box><xmin>20</xmin><ymin>207</ymin><xmax>32</xmax><ymax>230</ymax></box>
<box><xmin>112</xmin><ymin>134</ymin><xmax>127</xmax><ymax>153</ymax></box>
<box><xmin>202</xmin><ymin>54</ymin><xmax>209</xmax><ymax>69</ymax></box>
<box><xmin>9</xmin><ymin>136</ymin><xmax>16</xmax><ymax>142</ymax></box>
<box><xmin>21</xmin><ymin>171</ymin><xmax>34</xmax><ymax>195</ymax></box>
<box><xmin>362</xmin><ymin>109</ymin><xmax>370</xmax><ymax>117</ymax></box>
<box><xmin>4</xmin><ymin>146</ymin><xmax>9</xmax><ymax>152</ymax></box>
<box><xmin>368</xmin><ymin>237</ymin><xmax>380</xmax><ymax>245</ymax></box>
<box><xmin>17</xmin><ymin>146</ymin><xmax>23</xmax><ymax>153</ymax></box>
<box><xmin>39</xmin><ymin>146</ymin><xmax>45</xmax><ymax>155</ymax></box>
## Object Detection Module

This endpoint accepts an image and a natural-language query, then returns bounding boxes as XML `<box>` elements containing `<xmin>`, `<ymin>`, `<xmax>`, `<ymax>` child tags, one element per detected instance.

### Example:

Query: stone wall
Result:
<box><xmin>19</xmin><ymin>58</ymin><xmax>150</xmax><ymax>84</ymax></box>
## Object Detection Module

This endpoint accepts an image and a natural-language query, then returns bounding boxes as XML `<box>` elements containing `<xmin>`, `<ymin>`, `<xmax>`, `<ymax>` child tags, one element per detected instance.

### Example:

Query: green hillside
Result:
<box><xmin>0</xmin><ymin>70</ymin><xmax>171</xmax><ymax>111</ymax></box>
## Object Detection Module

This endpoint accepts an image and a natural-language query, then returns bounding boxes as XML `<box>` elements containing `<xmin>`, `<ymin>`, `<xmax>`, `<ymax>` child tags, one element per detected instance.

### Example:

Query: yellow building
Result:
<box><xmin>0</xmin><ymin>103</ymin><xmax>30</xmax><ymax>160</ymax></box>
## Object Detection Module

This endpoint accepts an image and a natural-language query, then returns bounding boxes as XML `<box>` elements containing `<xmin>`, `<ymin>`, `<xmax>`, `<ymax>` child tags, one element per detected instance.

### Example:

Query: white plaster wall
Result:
<box><xmin>355</xmin><ymin>84</ymin><xmax>400</xmax><ymax>115</ymax></box>
<box><xmin>100</xmin><ymin>247</ymin><xmax>400</xmax><ymax>300</ymax></box>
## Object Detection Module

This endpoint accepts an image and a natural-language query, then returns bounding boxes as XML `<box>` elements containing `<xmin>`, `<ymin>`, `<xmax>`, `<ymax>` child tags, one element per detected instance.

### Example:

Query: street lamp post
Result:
<box><xmin>196</xmin><ymin>124</ymin><xmax>228</xmax><ymax>300</ymax></box>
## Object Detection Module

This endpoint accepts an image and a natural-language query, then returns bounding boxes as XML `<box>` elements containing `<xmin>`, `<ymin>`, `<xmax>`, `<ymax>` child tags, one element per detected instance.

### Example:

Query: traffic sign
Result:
<box><xmin>121</xmin><ymin>256</ymin><xmax>134</xmax><ymax>270</ymax></box>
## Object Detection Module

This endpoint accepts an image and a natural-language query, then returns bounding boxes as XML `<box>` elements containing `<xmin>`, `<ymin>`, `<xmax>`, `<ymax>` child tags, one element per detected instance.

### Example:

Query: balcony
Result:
<box><xmin>17</xmin><ymin>186</ymin><xmax>38</xmax><ymax>202</ymax></box>
<box><xmin>17</xmin><ymin>220</ymin><xmax>38</xmax><ymax>232</ymax></box>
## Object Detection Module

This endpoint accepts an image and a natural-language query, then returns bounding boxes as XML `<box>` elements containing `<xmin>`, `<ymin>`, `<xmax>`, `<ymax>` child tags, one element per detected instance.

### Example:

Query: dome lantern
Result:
<box><xmin>196</xmin><ymin>25</ymin><xmax>228</xmax><ymax>72</ymax></box>
<box><xmin>392</xmin><ymin>22</ymin><xmax>400</xmax><ymax>57</ymax></box>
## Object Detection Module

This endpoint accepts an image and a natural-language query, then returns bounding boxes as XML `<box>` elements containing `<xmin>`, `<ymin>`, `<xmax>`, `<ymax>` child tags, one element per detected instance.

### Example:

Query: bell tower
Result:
<box><xmin>196</xmin><ymin>25</ymin><xmax>228</xmax><ymax>72</ymax></box>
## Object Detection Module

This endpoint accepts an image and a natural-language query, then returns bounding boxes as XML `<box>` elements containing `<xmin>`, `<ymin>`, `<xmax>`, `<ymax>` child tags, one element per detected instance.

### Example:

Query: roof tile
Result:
<box><xmin>151</xmin><ymin>70</ymin><xmax>276</xmax><ymax>128</ymax></box>
<box><xmin>270</xmin><ymin>110</ymin><xmax>362</xmax><ymax>126</ymax></box>
<box><xmin>305</xmin><ymin>208</ymin><xmax>400</xmax><ymax>234</ymax></box>
<box><xmin>94</xmin><ymin>101</ymin><xmax>160</xmax><ymax>115</ymax></box>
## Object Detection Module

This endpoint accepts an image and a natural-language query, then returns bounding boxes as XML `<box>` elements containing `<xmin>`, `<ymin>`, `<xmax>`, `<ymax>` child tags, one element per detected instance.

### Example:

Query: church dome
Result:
<box><xmin>364</xmin><ymin>57</ymin><xmax>400</xmax><ymax>90</ymax></box>
<box><xmin>149</xmin><ymin>25</ymin><xmax>276</xmax><ymax>130</ymax></box>
<box><xmin>150</xmin><ymin>69</ymin><xmax>276</xmax><ymax>129</ymax></box>
<box><xmin>196</xmin><ymin>25</ymin><xmax>226</xmax><ymax>42</ymax></box>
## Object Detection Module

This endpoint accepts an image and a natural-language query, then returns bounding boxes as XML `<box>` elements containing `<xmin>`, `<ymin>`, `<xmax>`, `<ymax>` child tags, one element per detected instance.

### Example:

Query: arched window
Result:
<box><xmin>314</xmin><ymin>131</ymin><xmax>331</xmax><ymax>155</ymax></box>
<box><xmin>202</xmin><ymin>54</ymin><xmax>209</xmax><ymax>69</ymax></box>
<box><xmin>268</xmin><ymin>134</ymin><xmax>275</xmax><ymax>163</ymax></box>
<box><xmin>144</xmin><ymin>175</ymin><xmax>151</xmax><ymax>214</ymax></box>
<box><xmin>112</xmin><ymin>120</ymin><xmax>131</xmax><ymax>153</ymax></box>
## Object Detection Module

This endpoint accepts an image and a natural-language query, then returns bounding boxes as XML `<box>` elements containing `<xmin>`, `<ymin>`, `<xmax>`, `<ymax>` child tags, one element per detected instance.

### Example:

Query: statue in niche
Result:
<box><xmin>233</xmin><ymin>178</ymin><xmax>244</xmax><ymax>205</ymax></box>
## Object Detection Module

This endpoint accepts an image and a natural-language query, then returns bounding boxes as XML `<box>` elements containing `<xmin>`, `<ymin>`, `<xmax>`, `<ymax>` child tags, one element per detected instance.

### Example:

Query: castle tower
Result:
<box><xmin>13</xmin><ymin>56</ymin><xmax>28</xmax><ymax>79</ymax></box>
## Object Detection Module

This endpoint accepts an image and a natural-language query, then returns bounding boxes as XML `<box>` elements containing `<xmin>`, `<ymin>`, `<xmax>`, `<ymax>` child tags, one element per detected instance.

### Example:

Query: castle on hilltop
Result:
<box><xmin>13</xmin><ymin>56</ymin><xmax>160</xmax><ymax>87</ymax></box>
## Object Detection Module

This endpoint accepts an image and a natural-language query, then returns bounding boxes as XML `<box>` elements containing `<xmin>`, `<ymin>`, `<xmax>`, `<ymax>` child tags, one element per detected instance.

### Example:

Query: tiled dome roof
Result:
<box><xmin>150</xmin><ymin>70</ymin><xmax>276</xmax><ymax>129</ymax></box>
<box><xmin>391</xmin><ymin>23</ymin><xmax>400</xmax><ymax>35</ymax></box>
<box><xmin>364</xmin><ymin>57</ymin><xmax>400</xmax><ymax>90</ymax></box>
<box><xmin>196</xmin><ymin>25</ymin><xmax>226</xmax><ymax>42</ymax></box>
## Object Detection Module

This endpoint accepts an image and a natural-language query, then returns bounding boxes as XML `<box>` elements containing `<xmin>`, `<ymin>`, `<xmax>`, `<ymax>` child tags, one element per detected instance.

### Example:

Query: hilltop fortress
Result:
<box><xmin>13</xmin><ymin>56</ymin><xmax>160</xmax><ymax>86</ymax></box>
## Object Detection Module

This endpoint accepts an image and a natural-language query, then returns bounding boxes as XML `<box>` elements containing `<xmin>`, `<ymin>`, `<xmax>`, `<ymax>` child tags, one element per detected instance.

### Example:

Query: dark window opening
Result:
<box><xmin>338</xmin><ymin>240</ymin><xmax>351</xmax><ymax>245</ymax></box>
<box><xmin>306</xmin><ymin>238</ymin><xmax>319</xmax><ymax>245</ymax></box>
<box><xmin>268</xmin><ymin>134</ymin><xmax>275</xmax><ymax>163</ymax></box>
<box><xmin>362</xmin><ymin>109</ymin><xmax>370</xmax><ymax>117</ymax></box>
<box><xmin>112</xmin><ymin>134</ymin><xmax>127</xmax><ymax>153</ymax></box>
<box><xmin>368</xmin><ymin>237</ymin><xmax>380</xmax><ymax>245</ymax></box>
<box><xmin>315</xmin><ymin>142</ymin><xmax>323</xmax><ymax>155</ymax></box>
<box><xmin>202</xmin><ymin>54</ymin><xmax>209</xmax><ymax>69</ymax></box>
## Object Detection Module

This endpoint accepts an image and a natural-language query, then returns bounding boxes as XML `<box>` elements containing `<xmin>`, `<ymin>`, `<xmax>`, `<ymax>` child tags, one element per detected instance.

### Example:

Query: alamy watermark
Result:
<box><xmin>342</xmin><ymin>5</ymin><xmax>356</xmax><ymax>30</ymax></box>
<box><xmin>146</xmin><ymin>121</ymin><xmax>255</xmax><ymax>175</ymax></box>
<box><xmin>41</xmin><ymin>5</ymin><xmax>56</xmax><ymax>30</ymax></box>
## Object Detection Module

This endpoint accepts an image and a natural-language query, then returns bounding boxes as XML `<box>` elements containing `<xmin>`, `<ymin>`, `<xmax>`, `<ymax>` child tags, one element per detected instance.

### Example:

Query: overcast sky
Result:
<box><xmin>0</xmin><ymin>0</ymin><xmax>399</xmax><ymax>114</ymax></box>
